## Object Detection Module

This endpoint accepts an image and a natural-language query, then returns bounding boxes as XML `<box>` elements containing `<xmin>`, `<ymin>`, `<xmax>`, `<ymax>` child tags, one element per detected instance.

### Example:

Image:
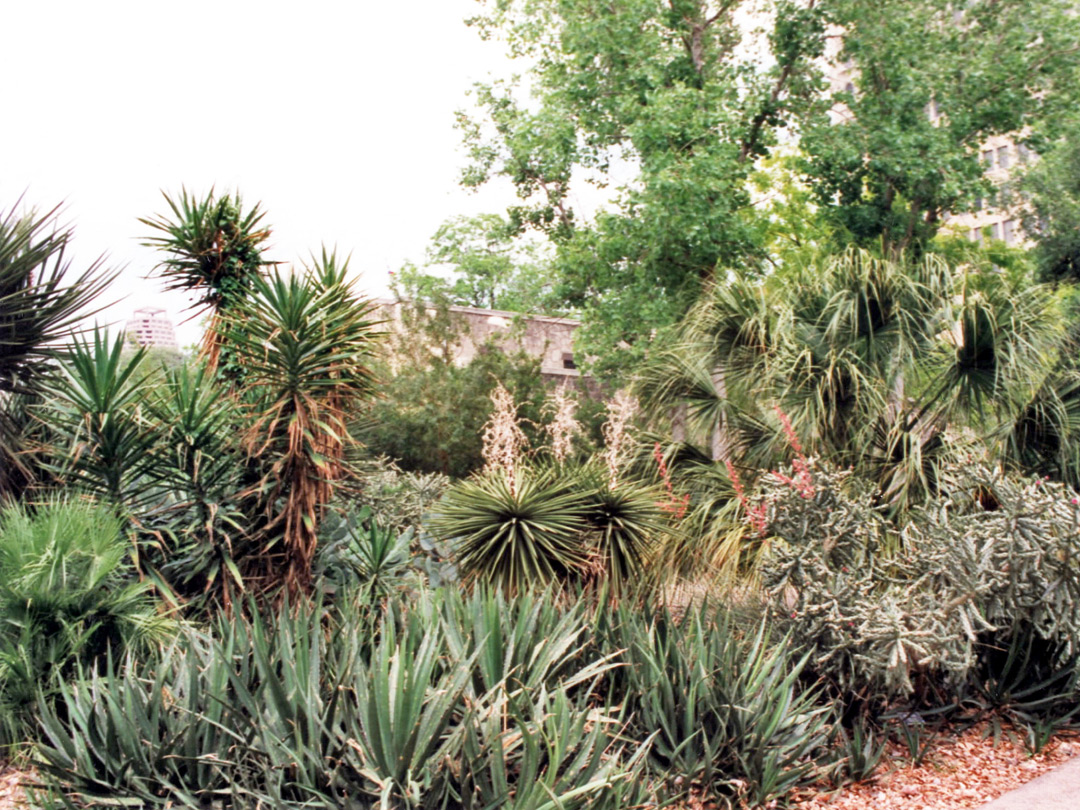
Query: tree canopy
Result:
<box><xmin>459</xmin><ymin>0</ymin><xmax>1080</xmax><ymax>377</ymax></box>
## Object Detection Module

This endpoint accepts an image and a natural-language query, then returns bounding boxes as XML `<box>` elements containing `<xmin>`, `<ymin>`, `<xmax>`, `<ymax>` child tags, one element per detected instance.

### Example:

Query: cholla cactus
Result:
<box><xmin>758</xmin><ymin>461</ymin><xmax>1080</xmax><ymax>698</ymax></box>
<box><xmin>601</xmin><ymin>391</ymin><xmax>637</xmax><ymax>490</ymax></box>
<box><xmin>545</xmin><ymin>386</ymin><xmax>582</xmax><ymax>464</ymax></box>
<box><xmin>481</xmin><ymin>383</ymin><xmax>529</xmax><ymax>488</ymax></box>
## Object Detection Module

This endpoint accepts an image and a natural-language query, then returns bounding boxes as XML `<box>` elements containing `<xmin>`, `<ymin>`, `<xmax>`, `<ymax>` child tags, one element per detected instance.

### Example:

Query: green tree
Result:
<box><xmin>801</xmin><ymin>0</ymin><xmax>1080</xmax><ymax>255</ymax></box>
<box><xmin>1016</xmin><ymin>131</ymin><xmax>1080</xmax><ymax>284</ymax></box>
<box><xmin>459</xmin><ymin>0</ymin><xmax>830</xmax><ymax>376</ymax></box>
<box><xmin>398</xmin><ymin>214</ymin><xmax>561</xmax><ymax>314</ymax></box>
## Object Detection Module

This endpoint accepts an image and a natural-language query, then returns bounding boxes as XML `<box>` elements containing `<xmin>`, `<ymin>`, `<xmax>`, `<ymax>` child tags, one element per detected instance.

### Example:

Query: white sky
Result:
<box><xmin>2</xmin><ymin>0</ymin><xmax>525</xmax><ymax>347</ymax></box>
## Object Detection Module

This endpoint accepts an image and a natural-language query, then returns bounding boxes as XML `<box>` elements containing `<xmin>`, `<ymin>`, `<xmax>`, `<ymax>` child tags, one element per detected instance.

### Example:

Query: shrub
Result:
<box><xmin>34</xmin><ymin>589</ymin><xmax>653</xmax><ymax>809</ymax></box>
<box><xmin>0</xmin><ymin>498</ymin><xmax>172</xmax><ymax>745</ymax></box>
<box><xmin>757</xmin><ymin>460</ymin><xmax>1080</xmax><ymax>717</ymax></box>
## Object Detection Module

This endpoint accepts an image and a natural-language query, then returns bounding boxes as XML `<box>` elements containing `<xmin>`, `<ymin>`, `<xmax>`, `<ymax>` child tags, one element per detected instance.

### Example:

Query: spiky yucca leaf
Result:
<box><xmin>0</xmin><ymin>202</ymin><xmax>114</xmax><ymax>498</ymax></box>
<box><xmin>228</xmin><ymin>253</ymin><xmax>382</xmax><ymax>597</ymax></box>
<box><xmin>433</xmin><ymin>469</ymin><xmax>590</xmax><ymax>592</ymax></box>
<box><xmin>42</xmin><ymin>329</ymin><xmax>159</xmax><ymax>510</ymax></box>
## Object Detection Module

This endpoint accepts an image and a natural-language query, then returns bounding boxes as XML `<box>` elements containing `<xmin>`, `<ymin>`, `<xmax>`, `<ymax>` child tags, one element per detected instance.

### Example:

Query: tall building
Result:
<box><xmin>125</xmin><ymin>307</ymin><xmax>179</xmax><ymax>351</ymax></box>
<box><xmin>945</xmin><ymin>134</ymin><xmax>1032</xmax><ymax>247</ymax></box>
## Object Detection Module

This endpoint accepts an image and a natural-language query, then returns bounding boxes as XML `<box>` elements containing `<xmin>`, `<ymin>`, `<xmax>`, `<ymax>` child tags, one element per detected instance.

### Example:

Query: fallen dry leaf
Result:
<box><xmin>790</xmin><ymin>726</ymin><xmax>1078</xmax><ymax>810</ymax></box>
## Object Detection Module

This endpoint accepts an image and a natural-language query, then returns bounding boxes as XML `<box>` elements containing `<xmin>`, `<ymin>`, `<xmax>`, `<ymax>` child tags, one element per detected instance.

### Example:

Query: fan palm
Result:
<box><xmin>641</xmin><ymin>248</ymin><xmax>1063</xmax><ymax>522</ymax></box>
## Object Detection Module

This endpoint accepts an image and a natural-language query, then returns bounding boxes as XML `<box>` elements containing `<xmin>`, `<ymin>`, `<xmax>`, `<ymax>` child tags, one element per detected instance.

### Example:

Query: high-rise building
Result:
<box><xmin>125</xmin><ymin>307</ymin><xmax>179</xmax><ymax>351</ymax></box>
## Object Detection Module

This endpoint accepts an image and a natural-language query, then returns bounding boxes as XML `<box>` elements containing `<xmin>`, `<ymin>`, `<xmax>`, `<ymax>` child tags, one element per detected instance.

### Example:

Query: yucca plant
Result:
<box><xmin>0</xmin><ymin>202</ymin><xmax>114</xmax><ymax>499</ymax></box>
<box><xmin>0</xmin><ymin>498</ymin><xmax>173</xmax><ymax>745</ymax></box>
<box><xmin>576</xmin><ymin>465</ymin><xmax>665</xmax><ymax>595</ymax></box>
<box><xmin>433</xmin><ymin>468</ymin><xmax>591</xmax><ymax>593</ymax></box>
<box><xmin>140</xmin><ymin>188</ymin><xmax>272</xmax><ymax>376</ymax></box>
<box><xmin>227</xmin><ymin>254</ymin><xmax>382</xmax><ymax>597</ymax></box>
<box><xmin>140</xmin><ymin>362</ymin><xmax>254</xmax><ymax>612</ymax></box>
<box><xmin>42</xmin><ymin>330</ymin><xmax>160</xmax><ymax>512</ymax></box>
<box><xmin>316</xmin><ymin>510</ymin><xmax>415</xmax><ymax>598</ymax></box>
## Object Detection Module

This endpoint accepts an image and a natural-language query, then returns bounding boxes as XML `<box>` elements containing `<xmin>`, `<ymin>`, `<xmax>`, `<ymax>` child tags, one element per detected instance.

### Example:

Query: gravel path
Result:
<box><xmin>791</xmin><ymin>728</ymin><xmax>1078</xmax><ymax>810</ymax></box>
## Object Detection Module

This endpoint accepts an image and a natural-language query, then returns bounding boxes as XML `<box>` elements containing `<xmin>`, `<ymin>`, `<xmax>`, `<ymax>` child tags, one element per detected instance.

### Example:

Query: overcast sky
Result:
<box><xmin>2</xmin><ymin>0</ymin><xmax>524</xmax><ymax>346</ymax></box>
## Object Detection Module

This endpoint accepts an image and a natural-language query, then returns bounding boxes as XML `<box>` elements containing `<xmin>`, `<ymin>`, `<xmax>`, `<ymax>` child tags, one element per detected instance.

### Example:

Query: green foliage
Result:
<box><xmin>352</xmin><ymin>457</ymin><xmax>450</xmax><ymax>533</ymax></box>
<box><xmin>0</xmin><ymin>499</ymin><xmax>171</xmax><ymax>746</ymax></box>
<box><xmin>600</xmin><ymin>601</ymin><xmax>829</xmax><ymax>806</ymax></box>
<box><xmin>802</xmin><ymin>0</ymin><xmax>1080</xmax><ymax>254</ymax></box>
<box><xmin>396</xmin><ymin>213</ymin><xmax>562</xmax><ymax>314</ymax></box>
<box><xmin>363</xmin><ymin>327</ymin><xmax>556</xmax><ymax>479</ymax></box>
<box><xmin>1017</xmin><ymin>131</ymin><xmax>1080</xmax><ymax>283</ymax></box>
<box><xmin>225</xmin><ymin>252</ymin><xmax>382</xmax><ymax>597</ymax></box>
<box><xmin>459</xmin><ymin>0</ymin><xmax>830</xmax><ymax>376</ymax></box>
<box><xmin>42</xmin><ymin>330</ymin><xmax>160</xmax><ymax>511</ymax></box>
<box><xmin>316</xmin><ymin>512</ymin><xmax>416</xmax><ymax>598</ymax></box>
<box><xmin>433</xmin><ymin>459</ymin><xmax>666</xmax><ymax>594</ymax></box>
<box><xmin>0</xmin><ymin>202</ymin><xmax>114</xmax><ymax>499</ymax></box>
<box><xmin>833</xmin><ymin>717</ymin><xmax>887</xmax><ymax>783</ymax></box>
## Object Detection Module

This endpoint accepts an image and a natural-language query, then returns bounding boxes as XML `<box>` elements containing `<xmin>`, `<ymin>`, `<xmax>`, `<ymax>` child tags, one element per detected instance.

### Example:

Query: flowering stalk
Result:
<box><xmin>545</xmin><ymin>385</ymin><xmax>582</xmax><ymax>464</ymax></box>
<box><xmin>602</xmin><ymin>391</ymin><xmax>637</xmax><ymax>490</ymax></box>
<box><xmin>481</xmin><ymin>383</ymin><xmax>528</xmax><ymax>493</ymax></box>
<box><xmin>772</xmin><ymin>405</ymin><xmax>815</xmax><ymax>498</ymax></box>
<box><xmin>726</xmin><ymin>459</ymin><xmax>768</xmax><ymax>535</ymax></box>
<box><xmin>653</xmin><ymin>443</ymin><xmax>690</xmax><ymax>520</ymax></box>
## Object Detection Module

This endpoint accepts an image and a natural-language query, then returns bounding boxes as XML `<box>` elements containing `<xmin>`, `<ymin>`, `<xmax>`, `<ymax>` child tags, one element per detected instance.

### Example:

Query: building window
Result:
<box><xmin>1003</xmin><ymin>220</ymin><xmax>1016</xmax><ymax>245</ymax></box>
<box><xmin>997</xmin><ymin>146</ymin><xmax>1010</xmax><ymax>169</ymax></box>
<box><xmin>562</xmin><ymin>352</ymin><xmax>576</xmax><ymax>370</ymax></box>
<box><xmin>1018</xmin><ymin>143</ymin><xmax>1031</xmax><ymax>164</ymax></box>
<box><xmin>970</xmin><ymin>229</ymin><xmax>981</xmax><ymax>243</ymax></box>
<box><xmin>990</xmin><ymin>222</ymin><xmax>1001</xmax><ymax>240</ymax></box>
<box><xmin>974</xmin><ymin>196</ymin><xmax>983</xmax><ymax>211</ymax></box>
<box><xmin>982</xmin><ymin>149</ymin><xmax>994</xmax><ymax>166</ymax></box>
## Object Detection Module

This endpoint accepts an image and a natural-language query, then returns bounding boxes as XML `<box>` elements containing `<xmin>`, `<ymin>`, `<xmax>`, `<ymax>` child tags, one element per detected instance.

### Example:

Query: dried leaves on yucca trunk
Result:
<box><xmin>228</xmin><ymin>255</ymin><xmax>381</xmax><ymax>598</ymax></box>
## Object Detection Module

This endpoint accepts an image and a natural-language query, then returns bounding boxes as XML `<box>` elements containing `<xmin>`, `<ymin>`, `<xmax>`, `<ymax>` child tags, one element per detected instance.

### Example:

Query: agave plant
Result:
<box><xmin>0</xmin><ymin>202</ymin><xmax>114</xmax><ymax>499</ymax></box>
<box><xmin>602</xmin><ymin>602</ymin><xmax>829</xmax><ymax>805</ymax></box>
